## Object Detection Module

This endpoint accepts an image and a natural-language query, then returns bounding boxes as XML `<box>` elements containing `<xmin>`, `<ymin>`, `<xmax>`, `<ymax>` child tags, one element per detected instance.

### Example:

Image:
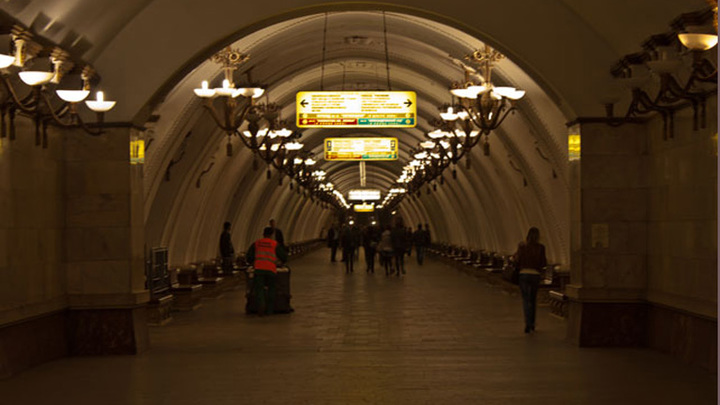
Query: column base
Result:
<box><xmin>67</xmin><ymin>305</ymin><xmax>149</xmax><ymax>355</ymax></box>
<box><xmin>567</xmin><ymin>300</ymin><xmax>648</xmax><ymax>347</ymax></box>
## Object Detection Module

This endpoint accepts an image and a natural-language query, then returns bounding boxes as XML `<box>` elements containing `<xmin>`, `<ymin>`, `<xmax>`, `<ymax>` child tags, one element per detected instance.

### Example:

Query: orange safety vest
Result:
<box><xmin>254</xmin><ymin>238</ymin><xmax>278</xmax><ymax>273</ymax></box>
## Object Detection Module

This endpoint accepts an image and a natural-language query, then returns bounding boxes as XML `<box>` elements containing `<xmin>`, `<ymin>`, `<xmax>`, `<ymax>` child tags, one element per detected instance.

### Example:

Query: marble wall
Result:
<box><xmin>645</xmin><ymin>99</ymin><xmax>717</xmax><ymax>319</ymax></box>
<box><xmin>64</xmin><ymin>126</ymin><xmax>148</xmax><ymax>304</ymax></box>
<box><xmin>567</xmin><ymin>97</ymin><xmax>717</xmax><ymax>369</ymax></box>
<box><xmin>0</xmin><ymin>120</ymin><xmax>149</xmax><ymax>376</ymax></box>
<box><xmin>0</xmin><ymin>120</ymin><xmax>67</xmax><ymax>325</ymax></box>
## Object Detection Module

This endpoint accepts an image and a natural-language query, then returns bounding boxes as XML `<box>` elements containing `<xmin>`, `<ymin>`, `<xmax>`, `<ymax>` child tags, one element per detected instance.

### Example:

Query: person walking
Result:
<box><xmin>246</xmin><ymin>227</ymin><xmax>288</xmax><ymax>316</ymax></box>
<box><xmin>218</xmin><ymin>221</ymin><xmax>235</xmax><ymax>275</ymax></box>
<box><xmin>378</xmin><ymin>225</ymin><xmax>394</xmax><ymax>276</ymax></box>
<box><xmin>412</xmin><ymin>224</ymin><xmax>429</xmax><ymax>266</ymax></box>
<box><xmin>513</xmin><ymin>227</ymin><xmax>547</xmax><ymax>333</ymax></box>
<box><xmin>327</xmin><ymin>223</ymin><xmax>339</xmax><ymax>262</ymax></box>
<box><xmin>391</xmin><ymin>217</ymin><xmax>409</xmax><ymax>276</ymax></box>
<box><xmin>340</xmin><ymin>223</ymin><xmax>361</xmax><ymax>274</ymax></box>
<box><xmin>363</xmin><ymin>224</ymin><xmax>380</xmax><ymax>274</ymax></box>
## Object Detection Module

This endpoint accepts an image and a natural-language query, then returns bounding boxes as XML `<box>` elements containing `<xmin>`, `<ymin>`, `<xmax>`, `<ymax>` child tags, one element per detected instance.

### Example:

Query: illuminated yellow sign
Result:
<box><xmin>130</xmin><ymin>140</ymin><xmax>145</xmax><ymax>165</ymax></box>
<box><xmin>568</xmin><ymin>134</ymin><xmax>581</xmax><ymax>161</ymax></box>
<box><xmin>297</xmin><ymin>91</ymin><xmax>416</xmax><ymax>128</ymax></box>
<box><xmin>354</xmin><ymin>203</ymin><xmax>375</xmax><ymax>212</ymax></box>
<box><xmin>324</xmin><ymin>137</ymin><xmax>398</xmax><ymax>161</ymax></box>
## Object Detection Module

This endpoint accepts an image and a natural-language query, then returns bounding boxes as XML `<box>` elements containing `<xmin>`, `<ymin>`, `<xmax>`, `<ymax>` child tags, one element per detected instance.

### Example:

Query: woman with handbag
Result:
<box><xmin>513</xmin><ymin>227</ymin><xmax>547</xmax><ymax>334</ymax></box>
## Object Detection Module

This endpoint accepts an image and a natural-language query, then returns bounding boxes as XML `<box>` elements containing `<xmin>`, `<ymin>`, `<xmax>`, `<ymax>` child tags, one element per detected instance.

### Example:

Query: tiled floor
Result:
<box><xmin>0</xmin><ymin>250</ymin><xmax>716</xmax><ymax>404</ymax></box>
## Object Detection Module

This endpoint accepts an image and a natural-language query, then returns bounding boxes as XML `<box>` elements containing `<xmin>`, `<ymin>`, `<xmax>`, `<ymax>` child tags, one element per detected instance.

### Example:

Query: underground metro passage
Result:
<box><xmin>0</xmin><ymin>1</ymin><xmax>716</xmax><ymax>403</ymax></box>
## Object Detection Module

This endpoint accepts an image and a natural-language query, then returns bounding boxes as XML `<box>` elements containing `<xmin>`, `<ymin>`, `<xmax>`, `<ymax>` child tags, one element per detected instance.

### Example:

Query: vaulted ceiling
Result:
<box><xmin>0</xmin><ymin>0</ymin><xmax>709</xmax><ymax>264</ymax></box>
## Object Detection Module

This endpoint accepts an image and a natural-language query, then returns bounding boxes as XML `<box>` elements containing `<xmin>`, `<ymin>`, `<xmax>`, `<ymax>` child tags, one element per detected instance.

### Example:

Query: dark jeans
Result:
<box><xmin>221</xmin><ymin>256</ymin><xmax>234</xmax><ymax>274</ymax></box>
<box><xmin>364</xmin><ymin>246</ymin><xmax>376</xmax><ymax>272</ymax></box>
<box><xmin>381</xmin><ymin>251</ymin><xmax>393</xmax><ymax>275</ymax></box>
<box><xmin>519</xmin><ymin>273</ymin><xmax>541</xmax><ymax>330</ymax></box>
<box><xmin>394</xmin><ymin>252</ymin><xmax>405</xmax><ymax>275</ymax></box>
<box><xmin>343</xmin><ymin>247</ymin><xmax>355</xmax><ymax>273</ymax></box>
<box><xmin>415</xmin><ymin>246</ymin><xmax>425</xmax><ymax>265</ymax></box>
<box><xmin>253</xmin><ymin>271</ymin><xmax>276</xmax><ymax>315</ymax></box>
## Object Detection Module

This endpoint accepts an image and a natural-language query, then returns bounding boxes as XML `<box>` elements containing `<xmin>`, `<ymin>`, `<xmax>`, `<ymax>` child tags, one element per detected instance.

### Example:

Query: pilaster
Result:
<box><xmin>63</xmin><ymin>125</ymin><xmax>148</xmax><ymax>355</ymax></box>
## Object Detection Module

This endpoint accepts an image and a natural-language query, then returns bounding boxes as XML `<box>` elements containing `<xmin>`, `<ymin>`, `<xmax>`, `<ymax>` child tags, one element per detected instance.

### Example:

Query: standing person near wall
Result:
<box><xmin>391</xmin><ymin>217</ymin><xmax>409</xmax><ymax>276</ymax></box>
<box><xmin>219</xmin><ymin>221</ymin><xmax>235</xmax><ymax>274</ymax></box>
<box><xmin>513</xmin><ymin>227</ymin><xmax>547</xmax><ymax>334</ymax></box>
<box><xmin>327</xmin><ymin>223</ymin><xmax>339</xmax><ymax>262</ymax></box>
<box><xmin>269</xmin><ymin>219</ymin><xmax>285</xmax><ymax>247</ymax></box>
<box><xmin>246</xmin><ymin>227</ymin><xmax>288</xmax><ymax>316</ymax></box>
<box><xmin>412</xmin><ymin>224</ymin><xmax>429</xmax><ymax>266</ymax></box>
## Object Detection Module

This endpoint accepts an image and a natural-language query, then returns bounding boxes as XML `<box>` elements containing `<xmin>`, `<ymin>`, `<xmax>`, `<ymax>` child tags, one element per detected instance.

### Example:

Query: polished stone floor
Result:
<box><xmin>0</xmin><ymin>249</ymin><xmax>716</xmax><ymax>404</ymax></box>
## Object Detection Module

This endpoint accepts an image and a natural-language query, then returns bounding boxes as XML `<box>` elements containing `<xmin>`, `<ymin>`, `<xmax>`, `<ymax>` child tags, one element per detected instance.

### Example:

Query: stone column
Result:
<box><xmin>64</xmin><ymin>125</ymin><xmax>149</xmax><ymax>355</ymax></box>
<box><xmin>566</xmin><ymin>121</ymin><xmax>649</xmax><ymax>346</ymax></box>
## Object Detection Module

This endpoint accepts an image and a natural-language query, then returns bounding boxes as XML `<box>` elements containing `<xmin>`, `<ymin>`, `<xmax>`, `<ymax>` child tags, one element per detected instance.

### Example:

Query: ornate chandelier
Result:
<box><xmin>194</xmin><ymin>47</ymin><xmax>301</xmax><ymax>158</ymax></box>
<box><xmin>447</xmin><ymin>45</ymin><xmax>525</xmax><ymax>145</ymax></box>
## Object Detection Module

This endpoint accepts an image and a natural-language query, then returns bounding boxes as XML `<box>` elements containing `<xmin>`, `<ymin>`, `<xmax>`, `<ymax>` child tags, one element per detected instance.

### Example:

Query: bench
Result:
<box><xmin>170</xmin><ymin>265</ymin><xmax>203</xmax><ymax>311</ymax></box>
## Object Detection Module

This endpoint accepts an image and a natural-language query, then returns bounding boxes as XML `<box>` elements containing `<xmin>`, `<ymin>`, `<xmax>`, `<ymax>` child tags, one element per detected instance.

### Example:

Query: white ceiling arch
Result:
<box><xmin>137</xmin><ymin>8</ymin><xmax>577</xmax><ymax>266</ymax></box>
<box><xmin>0</xmin><ymin>1</ymin><xmax>700</xmax><ymax>265</ymax></box>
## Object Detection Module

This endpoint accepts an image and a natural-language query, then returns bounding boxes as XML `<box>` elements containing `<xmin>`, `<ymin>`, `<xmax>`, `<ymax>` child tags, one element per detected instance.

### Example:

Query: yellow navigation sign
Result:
<box><xmin>354</xmin><ymin>203</ymin><xmax>375</xmax><ymax>212</ymax></box>
<box><xmin>324</xmin><ymin>137</ymin><xmax>398</xmax><ymax>161</ymax></box>
<box><xmin>297</xmin><ymin>91</ymin><xmax>416</xmax><ymax>128</ymax></box>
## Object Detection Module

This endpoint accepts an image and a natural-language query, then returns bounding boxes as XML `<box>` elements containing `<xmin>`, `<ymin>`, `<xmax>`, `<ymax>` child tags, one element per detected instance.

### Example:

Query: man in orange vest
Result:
<box><xmin>246</xmin><ymin>227</ymin><xmax>288</xmax><ymax>315</ymax></box>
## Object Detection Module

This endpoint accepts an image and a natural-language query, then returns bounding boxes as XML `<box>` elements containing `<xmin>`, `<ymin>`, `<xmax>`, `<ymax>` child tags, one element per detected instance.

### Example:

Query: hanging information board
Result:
<box><xmin>324</xmin><ymin>137</ymin><xmax>398</xmax><ymax>161</ymax></box>
<box><xmin>297</xmin><ymin>91</ymin><xmax>416</xmax><ymax>128</ymax></box>
<box><xmin>348</xmin><ymin>189</ymin><xmax>382</xmax><ymax>201</ymax></box>
<box><xmin>354</xmin><ymin>203</ymin><xmax>375</xmax><ymax>212</ymax></box>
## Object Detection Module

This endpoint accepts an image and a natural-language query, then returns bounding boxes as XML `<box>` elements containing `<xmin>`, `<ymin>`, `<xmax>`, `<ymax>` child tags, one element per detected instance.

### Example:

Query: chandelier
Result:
<box><xmin>604</xmin><ymin>4</ymin><xmax>717</xmax><ymax>139</ymax></box>
<box><xmin>194</xmin><ymin>47</ymin><xmax>302</xmax><ymax>158</ymax></box>
<box><xmin>0</xmin><ymin>26</ymin><xmax>116</xmax><ymax>147</ymax></box>
<box><xmin>444</xmin><ymin>45</ymin><xmax>525</xmax><ymax>152</ymax></box>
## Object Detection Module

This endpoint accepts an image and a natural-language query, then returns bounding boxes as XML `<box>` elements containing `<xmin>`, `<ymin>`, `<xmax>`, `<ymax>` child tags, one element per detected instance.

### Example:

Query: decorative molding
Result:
<box><xmin>165</xmin><ymin>130</ymin><xmax>192</xmax><ymax>181</ymax></box>
<box><xmin>196</xmin><ymin>159</ymin><xmax>216</xmax><ymax>188</ymax></box>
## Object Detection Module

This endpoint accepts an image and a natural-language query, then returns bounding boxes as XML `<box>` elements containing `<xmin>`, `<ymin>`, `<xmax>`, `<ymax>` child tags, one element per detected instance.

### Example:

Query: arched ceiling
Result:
<box><xmin>0</xmin><ymin>0</ymin><xmax>709</xmax><ymax>266</ymax></box>
<box><xmin>139</xmin><ymin>10</ymin><xmax>571</xmax><ymax>264</ymax></box>
<box><xmin>0</xmin><ymin>0</ymin><xmax>707</xmax><ymax>119</ymax></box>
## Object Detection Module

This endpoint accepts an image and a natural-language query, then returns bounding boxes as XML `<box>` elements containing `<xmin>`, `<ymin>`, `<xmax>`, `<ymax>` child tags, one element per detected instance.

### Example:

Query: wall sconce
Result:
<box><xmin>604</xmin><ymin>5</ymin><xmax>717</xmax><ymax>139</ymax></box>
<box><xmin>0</xmin><ymin>26</ymin><xmax>116</xmax><ymax>148</ymax></box>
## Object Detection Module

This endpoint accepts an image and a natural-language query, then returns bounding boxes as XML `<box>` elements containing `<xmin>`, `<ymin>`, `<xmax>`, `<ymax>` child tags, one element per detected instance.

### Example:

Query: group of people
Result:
<box><xmin>326</xmin><ymin>218</ymin><xmax>431</xmax><ymax>276</ymax></box>
<box><xmin>220</xmin><ymin>217</ymin><xmax>548</xmax><ymax>335</ymax></box>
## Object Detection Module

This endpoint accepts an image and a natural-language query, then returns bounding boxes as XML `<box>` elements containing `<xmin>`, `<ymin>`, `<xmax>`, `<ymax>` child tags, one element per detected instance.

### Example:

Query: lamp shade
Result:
<box><xmin>194</xmin><ymin>81</ymin><xmax>216</xmax><ymax>98</ymax></box>
<box><xmin>678</xmin><ymin>33</ymin><xmax>718</xmax><ymax>51</ymax></box>
<box><xmin>234</xmin><ymin>87</ymin><xmax>265</xmax><ymax>98</ymax></box>
<box><xmin>428</xmin><ymin>129</ymin><xmax>448</xmax><ymax>139</ymax></box>
<box><xmin>0</xmin><ymin>54</ymin><xmax>14</xmax><ymax>69</ymax></box>
<box><xmin>273</xmin><ymin>128</ymin><xmax>293</xmax><ymax>137</ymax></box>
<box><xmin>18</xmin><ymin>71</ymin><xmax>54</xmax><ymax>86</ymax></box>
<box><xmin>85</xmin><ymin>91</ymin><xmax>116</xmax><ymax>112</ymax></box>
<box><xmin>215</xmin><ymin>79</ymin><xmax>234</xmax><ymax>97</ymax></box>
<box><xmin>56</xmin><ymin>90</ymin><xmax>90</xmax><ymax>103</ymax></box>
<box><xmin>284</xmin><ymin>142</ymin><xmax>304</xmax><ymax>150</ymax></box>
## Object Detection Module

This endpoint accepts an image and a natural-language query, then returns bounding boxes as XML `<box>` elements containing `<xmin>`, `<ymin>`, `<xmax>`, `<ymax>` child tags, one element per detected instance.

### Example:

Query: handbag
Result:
<box><xmin>502</xmin><ymin>262</ymin><xmax>520</xmax><ymax>285</ymax></box>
